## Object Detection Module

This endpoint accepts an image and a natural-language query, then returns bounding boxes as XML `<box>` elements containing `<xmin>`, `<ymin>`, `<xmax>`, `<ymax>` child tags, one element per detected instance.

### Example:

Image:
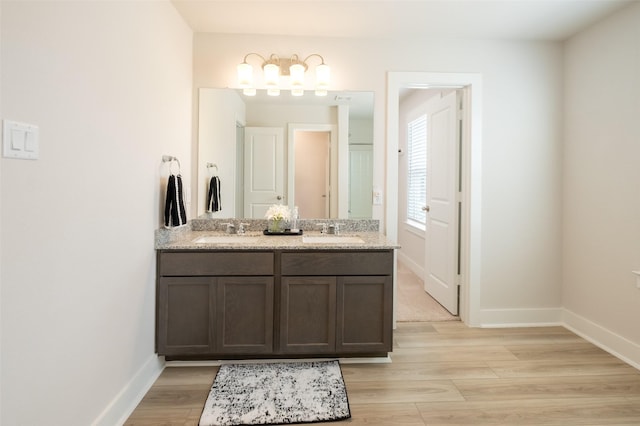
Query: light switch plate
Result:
<box><xmin>373</xmin><ymin>189</ymin><xmax>383</xmax><ymax>205</ymax></box>
<box><xmin>3</xmin><ymin>120</ymin><xmax>39</xmax><ymax>160</ymax></box>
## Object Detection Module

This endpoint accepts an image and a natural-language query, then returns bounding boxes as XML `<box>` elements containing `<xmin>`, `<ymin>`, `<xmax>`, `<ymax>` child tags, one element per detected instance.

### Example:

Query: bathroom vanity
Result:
<box><xmin>155</xmin><ymin>223</ymin><xmax>397</xmax><ymax>360</ymax></box>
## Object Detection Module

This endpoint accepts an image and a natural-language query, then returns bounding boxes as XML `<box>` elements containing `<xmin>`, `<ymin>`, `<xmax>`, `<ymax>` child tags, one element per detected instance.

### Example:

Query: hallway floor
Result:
<box><xmin>396</xmin><ymin>261</ymin><xmax>459</xmax><ymax>322</ymax></box>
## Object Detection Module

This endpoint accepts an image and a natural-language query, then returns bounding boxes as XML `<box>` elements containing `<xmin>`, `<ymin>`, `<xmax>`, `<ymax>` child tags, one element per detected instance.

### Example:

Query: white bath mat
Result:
<box><xmin>199</xmin><ymin>360</ymin><xmax>351</xmax><ymax>426</ymax></box>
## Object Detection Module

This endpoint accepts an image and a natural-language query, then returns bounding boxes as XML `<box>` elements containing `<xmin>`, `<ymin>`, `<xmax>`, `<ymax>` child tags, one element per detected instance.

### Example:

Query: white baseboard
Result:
<box><xmin>562</xmin><ymin>308</ymin><xmax>640</xmax><ymax>370</ymax></box>
<box><xmin>479</xmin><ymin>307</ymin><xmax>563</xmax><ymax>327</ymax></box>
<box><xmin>397</xmin><ymin>252</ymin><xmax>424</xmax><ymax>279</ymax></box>
<box><xmin>92</xmin><ymin>354</ymin><xmax>165</xmax><ymax>426</ymax></box>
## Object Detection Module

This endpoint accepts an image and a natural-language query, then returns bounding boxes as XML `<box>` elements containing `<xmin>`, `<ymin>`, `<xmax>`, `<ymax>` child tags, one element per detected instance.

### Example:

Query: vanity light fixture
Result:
<box><xmin>237</xmin><ymin>53</ymin><xmax>330</xmax><ymax>97</ymax></box>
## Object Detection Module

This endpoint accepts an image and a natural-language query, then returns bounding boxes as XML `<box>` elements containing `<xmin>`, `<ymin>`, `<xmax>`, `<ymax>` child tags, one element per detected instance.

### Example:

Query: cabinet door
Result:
<box><xmin>336</xmin><ymin>276</ymin><xmax>393</xmax><ymax>353</ymax></box>
<box><xmin>157</xmin><ymin>277</ymin><xmax>215</xmax><ymax>355</ymax></box>
<box><xmin>216</xmin><ymin>277</ymin><xmax>274</xmax><ymax>354</ymax></box>
<box><xmin>280</xmin><ymin>277</ymin><xmax>336</xmax><ymax>353</ymax></box>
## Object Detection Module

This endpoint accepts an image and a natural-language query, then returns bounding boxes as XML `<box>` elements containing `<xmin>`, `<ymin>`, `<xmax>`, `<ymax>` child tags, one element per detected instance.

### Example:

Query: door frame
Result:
<box><xmin>386</xmin><ymin>72</ymin><xmax>483</xmax><ymax>327</ymax></box>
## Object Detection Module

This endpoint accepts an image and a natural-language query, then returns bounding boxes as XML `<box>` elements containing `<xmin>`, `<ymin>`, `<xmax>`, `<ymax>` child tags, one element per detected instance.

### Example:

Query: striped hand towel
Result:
<box><xmin>206</xmin><ymin>176</ymin><xmax>221</xmax><ymax>212</ymax></box>
<box><xmin>164</xmin><ymin>174</ymin><xmax>187</xmax><ymax>227</ymax></box>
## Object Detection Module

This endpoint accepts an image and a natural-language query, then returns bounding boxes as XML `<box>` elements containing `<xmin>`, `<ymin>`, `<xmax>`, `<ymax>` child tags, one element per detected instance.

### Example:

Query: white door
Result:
<box><xmin>244</xmin><ymin>127</ymin><xmax>284</xmax><ymax>218</ymax></box>
<box><xmin>349</xmin><ymin>144</ymin><xmax>373</xmax><ymax>219</ymax></box>
<box><xmin>424</xmin><ymin>91</ymin><xmax>459</xmax><ymax>315</ymax></box>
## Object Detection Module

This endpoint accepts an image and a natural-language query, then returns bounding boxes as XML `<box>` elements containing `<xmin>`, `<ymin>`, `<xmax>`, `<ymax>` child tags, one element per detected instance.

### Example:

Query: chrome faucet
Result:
<box><xmin>221</xmin><ymin>222</ymin><xmax>236</xmax><ymax>234</ymax></box>
<box><xmin>317</xmin><ymin>223</ymin><xmax>328</xmax><ymax>234</ymax></box>
<box><xmin>332</xmin><ymin>223</ymin><xmax>345</xmax><ymax>235</ymax></box>
<box><xmin>238</xmin><ymin>223</ymin><xmax>249</xmax><ymax>235</ymax></box>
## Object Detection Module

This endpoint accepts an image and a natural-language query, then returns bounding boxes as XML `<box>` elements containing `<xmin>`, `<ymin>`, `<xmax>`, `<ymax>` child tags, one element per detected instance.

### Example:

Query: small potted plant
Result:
<box><xmin>265</xmin><ymin>204</ymin><xmax>291</xmax><ymax>233</ymax></box>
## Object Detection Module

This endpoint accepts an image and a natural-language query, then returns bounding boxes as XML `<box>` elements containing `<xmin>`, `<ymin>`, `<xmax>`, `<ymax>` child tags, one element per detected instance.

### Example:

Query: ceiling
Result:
<box><xmin>171</xmin><ymin>0</ymin><xmax>634</xmax><ymax>41</ymax></box>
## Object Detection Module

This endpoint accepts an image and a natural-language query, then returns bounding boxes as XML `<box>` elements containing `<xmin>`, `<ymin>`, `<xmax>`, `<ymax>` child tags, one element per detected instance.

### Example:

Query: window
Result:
<box><xmin>407</xmin><ymin>115</ymin><xmax>427</xmax><ymax>227</ymax></box>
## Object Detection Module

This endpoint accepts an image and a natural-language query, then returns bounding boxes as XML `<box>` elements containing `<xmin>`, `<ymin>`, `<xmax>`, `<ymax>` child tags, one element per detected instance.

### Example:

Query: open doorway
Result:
<box><xmin>288</xmin><ymin>123</ymin><xmax>338</xmax><ymax>218</ymax></box>
<box><xmin>397</xmin><ymin>88</ymin><xmax>462</xmax><ymax>321</ymax></box>
<box><xmin>293</xmin><ymin>130</ymin><xmax>331</xmax><ymax>218</ymax></box>
<box><xmin>387</xmin><ymin>72</ymin><xmax>483</xmax><ymax>327</ymax></box>
<box><xmin>398</xmin><ymin>89</ymin><xmax>463</xmax><ymax>321</ymax></box>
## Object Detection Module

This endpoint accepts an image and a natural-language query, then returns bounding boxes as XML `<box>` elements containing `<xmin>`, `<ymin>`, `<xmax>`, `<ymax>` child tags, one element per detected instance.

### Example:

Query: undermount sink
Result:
<box><xmin>193</xmin><ymin>235</ymin><xmax>261</xmax><ymax>244</ymax></box>
<box><xmin>302</xmin><ymin>235</ymin><xmax>365</xmax><ymax>244</ymax></box>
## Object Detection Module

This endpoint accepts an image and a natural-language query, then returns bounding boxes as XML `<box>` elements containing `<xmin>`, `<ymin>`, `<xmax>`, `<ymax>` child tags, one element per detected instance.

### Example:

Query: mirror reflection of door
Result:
<box><xmin>349</xmin><ymin>145</ymin><xmax>373</xmax><ymax>218</ymax></box>
<box><xmin>244</xmin><ymin>127</ymin><xmax>284</xmax><ymax>219</ymax></box>
<box><xmin>294</xmin><ymin>131</ymin><xmax>330</xmax><ymax>218</ymax></box>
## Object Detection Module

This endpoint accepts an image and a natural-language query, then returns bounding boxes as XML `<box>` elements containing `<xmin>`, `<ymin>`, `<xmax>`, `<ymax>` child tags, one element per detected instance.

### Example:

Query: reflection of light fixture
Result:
<box><xmin>237</xmin><ymin>53</ymin><xmax>330</xmax><ymax>97</ymax></box>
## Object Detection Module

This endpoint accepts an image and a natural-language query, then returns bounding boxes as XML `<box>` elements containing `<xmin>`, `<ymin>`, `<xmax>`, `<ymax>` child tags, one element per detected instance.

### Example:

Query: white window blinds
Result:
<box><xmin>407</xmin><ymin>115</ymin><xmax>427</xmax><ymax>225</ymax></box>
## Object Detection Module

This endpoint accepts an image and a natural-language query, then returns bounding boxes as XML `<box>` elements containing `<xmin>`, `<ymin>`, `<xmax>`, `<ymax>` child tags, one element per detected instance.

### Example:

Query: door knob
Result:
<box><xmin>422</xmin><ymin>206</ymin><xmax>430</xmax><ymax>212</ymax></box>
<box><xmin>276</xmin><ymin>195</ymin><xmax>282</xmax><ymax>200</ymax></box>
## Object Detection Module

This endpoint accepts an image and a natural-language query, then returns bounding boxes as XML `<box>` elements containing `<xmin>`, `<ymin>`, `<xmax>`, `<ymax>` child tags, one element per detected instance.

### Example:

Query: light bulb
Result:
<box><xmin>237</xmin><ymin>62</ymin><xmax>253</xmax><ymax>88</ymax></box>
<box><xmin>289</xmin><ymin>63</ymin><xmax>305</xmax><ymax>88</ymax></box>
<box><xmin>315</xmin><ymin>63</ymin><xmax>330</xmax><ymax>89</ymax></box>
<box><xmin>263</xmin><ymin>63</ymin><xmax>280</xmax><ymax>88</ymax></box>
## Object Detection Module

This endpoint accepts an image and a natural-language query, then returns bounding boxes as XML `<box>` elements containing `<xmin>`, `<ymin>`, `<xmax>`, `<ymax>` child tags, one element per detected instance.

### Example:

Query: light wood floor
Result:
<box><xmin>396</xmin><ymin>261</ymin><xmax>459</xmax><ymax>322</ymax></box>
<box><xmin>125</xmin><ymin>322</ymin><xmax>640</xmax><ymax>425</ymax></box>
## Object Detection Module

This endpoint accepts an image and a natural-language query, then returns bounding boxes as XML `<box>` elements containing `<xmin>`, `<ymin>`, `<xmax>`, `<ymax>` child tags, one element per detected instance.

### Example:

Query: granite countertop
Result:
<box><xmin>155</xmin><ymin>230</ymin><xmax>398</xmax><ymax>250</ymax></box>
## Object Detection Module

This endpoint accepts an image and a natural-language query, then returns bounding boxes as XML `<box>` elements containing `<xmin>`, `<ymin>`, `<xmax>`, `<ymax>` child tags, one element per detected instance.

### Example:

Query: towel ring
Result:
<box><xmin>162</xmin><ymin>155</ymin><xmax>181</xmax><ymax>175</ymax></box>
<box><xmin>206</xmin><ymin>162</ymin><xmax>218</xmax><ymax>175</ymax></box>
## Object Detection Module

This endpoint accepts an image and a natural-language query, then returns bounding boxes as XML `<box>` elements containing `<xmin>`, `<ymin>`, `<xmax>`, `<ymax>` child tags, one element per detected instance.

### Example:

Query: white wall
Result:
<box><xmin>349</xmin><ymin>118</ymin><xmax>374</xmax><ymax>145</ymax></box>
<box><xmin>194</xmin><ymin>34</ymin><xmax>564</xmax><ymax>323</ymax></box>
<box><xmin>197</xmin><ymin>88</ymin><xmax>245</xmax><ymax>217</ymax></box>
<box><xmin>0</xmin><ymin>2</ymin><xmax>192</xmax><ymax>425</ymax></box>
<box><xmin>563</xmin><ymin>2</ymin><xmax>640</xmax><ymax>364</ymax></box>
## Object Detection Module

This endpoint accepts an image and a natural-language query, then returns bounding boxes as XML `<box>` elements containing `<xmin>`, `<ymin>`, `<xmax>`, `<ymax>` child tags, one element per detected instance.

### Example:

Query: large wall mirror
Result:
<box><xmin>197</xmin><ymin>88</ymin><xmax>374</xmax><ymax>220</ymax></box>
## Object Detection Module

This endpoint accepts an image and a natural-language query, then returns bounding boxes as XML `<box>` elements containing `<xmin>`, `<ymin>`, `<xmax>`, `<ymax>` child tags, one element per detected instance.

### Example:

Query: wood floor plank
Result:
<box><xmin>395</xmin><ymin>331</ymin><xmax>585</xmax><ymax>348</ymax></box>
<box><xmin>152</xmin><ymin>366</ymin><xmax>218</xmax><ymax>387</ymax></box>
<box><xmin>130</xmin><ymin>384</ymin><xmax>209</xmax><ymax>409</ymax></box>
<box><xmin>416</xmin><ymin>397</ymin><xmax>640</xmax><ymax>425</ymax></box>
<box><xmin>487</xmin><ymin>358</ymin><xmax>640</xmax><ymax>378</ymax></box>
<box><xmin>392</xmin><ymin>322</ymin><xmax>440</xmax><ymax>334</ymax></box>
<box><xmin>342</xmin><ymin>361</ymin><xmax>498</xmax><ymax>381</ymax></box>
<box><xmin>506</xmin><ymin>342</ymin><xmax>616</xmax><ymax>361</ymax></box>
<box><xmin>431</xmin><ymin>323</ymin><xmax>570</xmax><ymax>335</ymax></box>
<box><xmin>453</xmin><ymin>374</ymin><xmax>640</xmax><ymax>401</ymax></box>
<box><xmin>124</xmin><ymin>407</ymin><xmax>200</xmax><ymax>426</ymax></box>
<box><xmin>325</xmin><ymin>403</ymin><xmax>426</xmax><ymax>425</ymax></box>
<box><xmin>346</xmin><ymin>380</ymin><xmax>465</xmax><ymax>404</ymax></box>
<box><xmin>390</xmin><ymin>345</ymin><xmax>520</xmax><ymax>363</ymax></box>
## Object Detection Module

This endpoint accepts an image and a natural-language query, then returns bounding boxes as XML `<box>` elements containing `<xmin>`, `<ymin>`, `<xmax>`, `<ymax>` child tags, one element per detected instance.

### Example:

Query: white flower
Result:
<box><xmin>265</xmin><ymin>204</ymin><xmax>291</xmax><ymax>221</ymax></box>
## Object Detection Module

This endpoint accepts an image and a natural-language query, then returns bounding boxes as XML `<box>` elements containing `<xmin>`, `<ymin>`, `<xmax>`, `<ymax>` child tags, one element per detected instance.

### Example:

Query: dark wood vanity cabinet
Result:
<box><xmin>156</xmin><ymin>249</ymin><xmax>393</xmax><ymax>359</ymax></box>
<box><xmin>280</xmin><ymin>276</ymin><xmax>337</xmax><ymax>353</ymax></box>
<box><xmin>280</xmin><ymin>251</ymin><xmax>393</xmax><ymax>355</ymax></box>
<box><xmin>157</xmin><ymin>252</ymin><xmax>274</xmax><ymax>356</ymax></box>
